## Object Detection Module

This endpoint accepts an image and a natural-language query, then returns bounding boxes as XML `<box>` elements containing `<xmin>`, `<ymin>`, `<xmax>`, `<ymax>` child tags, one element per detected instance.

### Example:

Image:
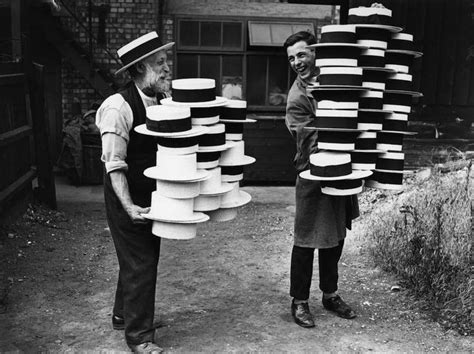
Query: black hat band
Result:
<box><xmin>356</xmin><ymin>27</ymin><xmax>392</xmax><ymax>41</ymax></box>
<box><xmin>383</xmin><ymin>119</ymin><xmax>407</xmax><ymax>132</ymax></box>
<box><xmin>320</xmin><ymin>32</ymin><xmax>356</xmax><ymax>44</ymax></box>
<box><xmin>198</xmin><ymin>132</ymin><xmax>226</xmax><ymax>147</ymax></box>
<box><xmin>314</xmin><ymin>117</ymin><xmax>357</xmax><ymax>129</ymax></box>
<box><xmin>388</xmin><ymin>39</ymin><xmax>415</xmax><ymax>51</ymax></box>
<box><xmin>349</xmin><ymin>14</ymin><xmax>392</xmax><ymax>26</ymax></box>
<box><xmin>321</xmin><ymin>178</ymin><xmax>362</xmax><ymax>189</ymax></box>
<box><xmin>360</xmin><ymin>97</ymin><xmax>383</xmax><ymax>109</ymax></box>
<box><xmin>359</xmin><ymin>55</ymin><xmax>385</xmax><ymax>68</ymax></box>
<box><xmin>376</xmin><ymin>157</ymin><xmax>405</xmax><ymax>171</ymax></box>
<box><xmin>378</xmin><ymin>132</ymin><xmax>404</xmax><ymax>144</ymax></box>
<box><xmin>358</xmin><ymin>111</ymin><xmax>384</xmax><ymax>124</ymax></box>
<box><xmin>385</xmin><ymin>78</ymin><xmax>412</xmax><ymax>91</ymax></box>
<box><xmin>197</xmin><ymin>151</ymin><xmax>221</xmax><ymax>162</ymax></box>
<box><xmin>172</xmin><ymin>87</ymin><xmax>216</xmax><ymax>103</ymax></box>
<box><xmin>319</xmin><ymin>73</ymin><xmax>362</xmax><ymax>86</ymax></box>
<box><xmin>191</xmin><ymin>106</ymin><xmax>221</xmax><ymax>118</ymax></box>
<box><xmin>221</xmin><ymin>107</ymin><xmax>247</xmax><ymax>120</ymax></box>
<box><xmin>371</xmin><ymin>171</ymin><xmax>403</xmax><ymax>184</ymax></box>
<box><xmin>120</xmin><ymin>37</ymin><xmax>164</xmax><ymax>67</ymax></box>
<box><xmin>355</xmin><ymin>138</ymin><xmax>377</xmax><ymax>150</ymax></box>
<box><xmin>221</xmin><ymin>165</ymin><xmax>244</xmax><ymax>176</ymax></box>
<box><xmin>157</xmin><ymin>135</ymin><xmax>199</xmax><ymax>148</ymax></box>
<box><xmin>351</xmin><ymin>151</ymin><xmax>378</xmax><ymax>163</ymax></box>
<box><xmin>310</xmin><ymin>161</ymin><xmax>352</xmax><ymax>178</ymax></box>
<box><xmin>146</xmin><ymin>117</ymin><xmax>191</xmax><ymax>133</ymax></box>
<box><xmin>225</xmin><ymin>123</ymin><xmax>244</xmax><ymax>134</ymax></box>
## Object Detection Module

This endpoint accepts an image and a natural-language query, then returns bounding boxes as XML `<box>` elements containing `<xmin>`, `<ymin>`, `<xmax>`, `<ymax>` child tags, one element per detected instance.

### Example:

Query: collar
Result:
<box><xmin>135</xmin><ymin>84</ymin><xmax>158</xmax><ymax>106</ymax></box>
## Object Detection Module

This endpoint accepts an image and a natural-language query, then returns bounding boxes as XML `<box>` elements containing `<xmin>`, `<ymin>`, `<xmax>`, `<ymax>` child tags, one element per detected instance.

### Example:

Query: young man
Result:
<box><xmin>96</xmin><ymin>32</ymin><xmax>174</xmax><ymax>353</ymax></box>
<box><xmin>284</xmin><ymin>31</ymin><xmax>358</xmax><ymax>328</ymax></box>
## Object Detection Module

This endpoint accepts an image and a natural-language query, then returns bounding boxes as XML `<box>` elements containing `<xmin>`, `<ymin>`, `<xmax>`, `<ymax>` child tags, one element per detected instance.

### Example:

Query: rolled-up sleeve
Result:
<box><xmin>95</xmin><ymin>94</ymin><xmax>133</xmax><ymax>173</ymax></box>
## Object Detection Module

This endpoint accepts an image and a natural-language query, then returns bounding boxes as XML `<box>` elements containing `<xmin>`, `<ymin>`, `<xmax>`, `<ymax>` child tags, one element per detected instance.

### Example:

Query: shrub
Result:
<box><xmin>362</xmin><ymin>159</ymin><xmax>472</xmax><ymax>334</ymax></box>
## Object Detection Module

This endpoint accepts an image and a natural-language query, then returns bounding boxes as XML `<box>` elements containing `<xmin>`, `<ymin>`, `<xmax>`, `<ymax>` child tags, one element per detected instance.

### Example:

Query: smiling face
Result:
<box><xmin>140</xmin><ymin>50</ymin><xmax>171</xmax><ymax>96</ymax></box>
<box><xmin>286</xmin><ymin>40</ymin><xmax>316</xmax><ymax>81</ymax></box>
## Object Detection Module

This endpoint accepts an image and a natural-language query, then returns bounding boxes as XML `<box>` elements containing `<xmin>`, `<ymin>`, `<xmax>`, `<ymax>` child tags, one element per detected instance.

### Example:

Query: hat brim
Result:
<box><xmin>358</xmin><ymin>108</ymin><xmax>393</xmax><ymax>114</ymax></box>
<box><xmin>386</xmin><ymin>49</ymin><xmax>423</xmax><ymax>58</ymax></box>
<box><xmin>384</xmin><ymin>89</ymin><xmax>423</xmax><ymax>97</ymax></box>
<box><xmin>374</xmin><ymin>168</ymin><xmax>414</xmax><ymax>174</ymax></box>
<box><xmin>321</xmin><ymin>185</ymin><xmax>363</xmax><ymax>196</ymax></box>
<box><xmin>199</xmin><ymin>182</ymin><xmax>235</xmax><ymax>196</ymax></box>
<box><xmin>308</xmin><ymin>43</ymin><xmax>368</xmax><ymax>49</ymax></box>
<box><xmin>220</xmin><ymin>191</ymin><xmax>252</xmax><ymax>209</ymax></box>
<box><xmin>366</xmin><ymin>179</ymin><xmax>404</xmax><ymax>190</ymax></box>
<box><xmin>379</xmin><ymin>129</ymin><xmax>417</xmax><ymax>135</ymax></box>
<box><xmin>353</xmin><ymin>24</ymin><xmax>403</xmax><ymax>33</ymax></box>
<box><xmin>198</xmin><ymin>141</ymin><xmax>235</xmax><ymax>153</ymax></box>
<box><xmin>161</xmin><ymin>96</ymin><xmax>228</xmax><ymax>107</ymax></box>
<box><xmin>360</xmin><ymin>67</ymin><xmax>396</xmax><ymax>72</ymax></box>
<box><xmin>115</xmin><ymin>42</ymin><xmax>175</xmax><ymax>75</ymax></box>
<box><xmin>304</xmin><ymin>126</ymin><xmax>366</xmax><ymax>132</ymax></box>
<box><xmin>135</xmin><ymin>124</ymin><xmax>208</xmax><ymax>137</ymax></box>
<box><xmin>142</xmin><ymin>211</ymin><xmax>209</xmax><ymax>223</ymax></box>
<box><xmin>219</xmin><ymin>155</ymin><xmax>256</xmax><ymax>166</ymax></box>
<box><xmin>220</xmin><ymin>118</ymin><xmax>257</xmax><ymax>123</ymax></box>
<box><xmin>144</xmin><ymin>166</ymin><xmax>210</xmax><ymax>182</ymax></box>
<box><xmin>307</xmin><ymin>84</ymin><xmax>368</xmax><ymax>91</ymax></box>
<box><xmin>352</xmin><ymin>149</ymin><xmax>386</xmax><ymax>153</ymax></box>
<box><xmin>299</xmin><ymin>169</ymin><xmax>372</xmax><ymax>181</ymax></box>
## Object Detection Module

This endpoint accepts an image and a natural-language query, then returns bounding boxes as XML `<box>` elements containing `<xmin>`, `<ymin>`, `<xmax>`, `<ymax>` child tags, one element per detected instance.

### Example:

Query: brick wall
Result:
<box><xmin>60</xmin><ymin>0</ymin><xmax>170</xmax><ymax>119</ymax></box>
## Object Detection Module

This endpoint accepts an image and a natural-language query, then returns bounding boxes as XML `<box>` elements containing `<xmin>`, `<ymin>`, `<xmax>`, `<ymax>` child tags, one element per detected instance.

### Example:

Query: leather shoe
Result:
<box><xmin>291</xmin><ymin>299</ymin><xmax>315</xmax><ymax>328</ymax></box>
<box><xmin>130</xmin><ymin>342</ymin><xmax>163</xmax><ymax>354</ymax></box>
<box><xmin>322</xmin><ymin>295</ymin><xmax>356</xmax><ymax>319</ymax></box>
<box><xmin>112</xmin><ymin>314</ymin><xmax>125</xmax><ymax>330</ymax></box>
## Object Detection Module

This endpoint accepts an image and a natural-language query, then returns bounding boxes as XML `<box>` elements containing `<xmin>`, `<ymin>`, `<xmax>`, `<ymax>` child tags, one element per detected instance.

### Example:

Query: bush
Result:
<box><xmin>362</xmin><ymin>159</ymin><xmax>472</xmax><ymax>335</ymax></box>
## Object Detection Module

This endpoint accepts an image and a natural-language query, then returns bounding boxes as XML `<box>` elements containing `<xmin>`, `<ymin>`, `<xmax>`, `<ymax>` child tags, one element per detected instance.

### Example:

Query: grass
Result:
<box><xmin>362</xmin><ymin>158</ymin><xmax>472</xmax><ymax>335</ymax></box>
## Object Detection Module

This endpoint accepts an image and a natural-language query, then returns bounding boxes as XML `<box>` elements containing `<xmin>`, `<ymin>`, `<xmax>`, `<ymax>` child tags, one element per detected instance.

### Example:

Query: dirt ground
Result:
<box><xmin>0</xmin><ymin>176</ymin><xmax>472</xmax><ymax>353</ymax></box>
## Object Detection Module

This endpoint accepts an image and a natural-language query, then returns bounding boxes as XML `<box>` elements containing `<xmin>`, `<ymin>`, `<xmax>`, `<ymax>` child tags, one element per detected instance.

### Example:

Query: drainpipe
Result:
<box><xmin>88</xmin><ymin>0</ymin><xmax>93</xmax><ymax>75</ymax></box>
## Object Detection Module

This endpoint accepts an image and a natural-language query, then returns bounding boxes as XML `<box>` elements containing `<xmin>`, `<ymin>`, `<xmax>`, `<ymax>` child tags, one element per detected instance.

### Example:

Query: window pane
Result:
<box><xmin>177</xmin><ymin>54</ymin><xmax>198</xmax><ymax>79</ymax></box>
<box><xmin>223</xmin><ymin>22</ymin><xmax>242</xmax><ymax>48</ymax></box>
<box><xmin>247</xmin><ymin>56</ymin><xmax>267</xmax><ymax>105</ymax></box>
<box><xmin>268</xmin><ymin>55</ymin><xmax>289</xmax><ymax>106</ymax></box>
<box><xmin>200</xmin><ymin>55</ymin><xmax>221</xmax><ymax>94</ymax></box>
<box><xmin>200</xmin><ymin>22</ymin><xmax>221</xmax><ymax>47</ymax></box>
<box><xmin>222</xmin><ymin>56</ymin><xmax>243</xmax><ymax>100</ymax></box>
<box><xmin>179</xmin><ymin>20</ymin><xmax>199</xmax><ymax>47</ymax></box>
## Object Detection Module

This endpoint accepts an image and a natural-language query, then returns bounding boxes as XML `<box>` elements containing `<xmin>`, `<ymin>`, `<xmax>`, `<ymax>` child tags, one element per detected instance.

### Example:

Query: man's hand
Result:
<box><xmin>125</xmin><ymin>205</ymin><xmax>151</xmax><ymax>224</ymax></box>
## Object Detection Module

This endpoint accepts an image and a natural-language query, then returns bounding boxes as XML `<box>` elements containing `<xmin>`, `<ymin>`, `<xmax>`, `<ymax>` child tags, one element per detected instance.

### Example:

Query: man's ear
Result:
<box><xmin>136</xmin><ymin>61</ymin><xmax>146</xmax><ymax>74</ymax></box>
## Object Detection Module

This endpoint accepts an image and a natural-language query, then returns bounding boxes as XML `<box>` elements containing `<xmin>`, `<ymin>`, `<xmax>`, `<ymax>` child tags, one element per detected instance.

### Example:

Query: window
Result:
<box><xmin>176</xmin><ymin>17</ymin><xmax>326</xmax><ymax>110</ymax></box>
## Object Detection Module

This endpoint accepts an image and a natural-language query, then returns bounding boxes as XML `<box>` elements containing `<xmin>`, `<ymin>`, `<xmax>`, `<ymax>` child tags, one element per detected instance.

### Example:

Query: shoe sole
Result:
<box><xmin>113</xmin><ymin>320</ymin><xmax>164</xmax><ymax>330</ymax></box>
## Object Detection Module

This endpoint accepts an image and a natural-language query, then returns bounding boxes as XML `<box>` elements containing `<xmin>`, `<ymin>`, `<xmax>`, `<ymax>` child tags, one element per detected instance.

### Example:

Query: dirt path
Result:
<box><xmin>0</xmin><ymin>179</ymin><xmax>472</xmax><ymax>352</ymax></box>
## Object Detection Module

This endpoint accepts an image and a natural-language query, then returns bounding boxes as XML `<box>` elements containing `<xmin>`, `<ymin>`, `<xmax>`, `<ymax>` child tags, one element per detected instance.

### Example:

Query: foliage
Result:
<box><xmin>363</xmin><ymin>159</ymin><xmax>472</xmax><ymax>335</ymax></box>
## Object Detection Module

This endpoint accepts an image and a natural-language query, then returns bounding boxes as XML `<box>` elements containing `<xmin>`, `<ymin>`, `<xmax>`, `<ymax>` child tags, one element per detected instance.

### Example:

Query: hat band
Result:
<box><xmin>221</xmin><ymin>165</ymin><xmax>243</xmax><ymax>175</ymax></box>
<box><xmin>384</xmin><ymin>92</ymin><xmax>412</xmax><ymax>105</ymax></box>
<box><xmin>120</xmin><ymin>37</ymin><xmax>164</xmax><ymax>67</ymax></box>
<box><xmin>197</xmin><ymin>151</ymin><xmax>221</xmax><ymax>162</ymax></box>
<box><xmin>385</xmin><ymin>52</ymin><xmax>414</xmax><ymax>67</ymax></box>
<box><xmin>225</xmin><ymin>123</ymin><xmax>244</xmax><ymax>134</ymax></box>
<box><xmin>319</xmin><ymin>74</ymin><xmax>362</xmax><ymax>86</ymax></box>
<box><xmin>191</xmin><ymin>105</ymin><xmax>221</xmax><ymax>118</ymax></box>
<box><xmin>172</xmin><ymin>87</ymin><xmax>215</xmax><ymax>102</ymax></box>
<box><xmin>355</xmin><ymin>138</ymin><xmax>377</xmax><ymax>150</ymax></box>
<box><xmin>319</xmin><ymin>130</ymin><xmax>359</xmax><ymax>142</ymax></box>
<box><xmin>378</xmin><ymin>132</ymin><xmax>404</xmax><ymax>144</ymax></box>
<box><xmin>383</xmin><ymin>119</ymin><xmax>407</xmax><ymax>132</ymax></box>
<box><xmin>349</xmin><ymin>14</ymin><xmax>392</xmax><ymax>26</ymax></box>
<box><xmin>320</xmin><ymin>32</ymin><xmax>356</xmax><ymax>44</ymax></box>
<box><xmin>321</xmin><ymin>178</ymin><xmax>362</xmax><ymax>189</ymax></box>
<box><xmin>377</xmin><ymin>158</ymin><xmax>404</xmax><ymax>171</ymax></box>
<box><xmin>352</xmin><ymin>151</ymin><xmax>377</xmax><ymax>163</ymax></box>
<box><xmin>363</xmin><ymin>69</ymin><xmax>387</xmax><ymax>82</ymax></box>
<box><xmin>359</xmin><ymin>55</ymin><xmax>385</xmax><ymax>68</ymax></box>
<box><xmin>373</xmin><ymin>171</ymin><xmax>403</xmax><ymax>184</ymax></box>
<box><xmin>199</xmin><ymin>132</ymin><xmax>225</xmax><ymax>147</ymax></box>
<box><xmin>360</xmin><ymin>97</ymin><xmax>383</xmax><ymax>109</ymax></box>
<box><xmin>358</xmin><ymin>112</ymin><xmax>383</xmax><ymax>124</ymax></box>
<box><xmin>310</xmin><ymin>161</ymin><xmax>352</xmax><ymax>178</ymax></box>
<box><xmin>315</xmin><ymin>117</ymin><xmax>357</xmax><ymax>129</ymax></box>
<box><xmin>146</xmin><ymin>117</ymin><xmax>191</xmax><ymax>133</ymax></box>
<box><xmin>356</xmin><ymin>27</ymin><xmax>391</xmax><ymax>41</ymax></box>
<box><xmin>221</xmin><ymin>107</ymin><xmax>246</xmax><ymax>120</ymax></box>
<box><xmin>386</xmin><ymin>79</ymin><xmax>412</xmax><ymax>91</ymax></box>
<box><xmin>316</xmin><ymin>46</ymin><xmax>360</xmax><ymax>59</ymax></box>
<box><xmin>157</xmin><ymin>136</ymin><xmax>199</xmax><ymax>148</ymax></box>
<box><xmin>389</xmin><ymin>39</ymin><xmax>415</xmax><ymax>51</ymax></box>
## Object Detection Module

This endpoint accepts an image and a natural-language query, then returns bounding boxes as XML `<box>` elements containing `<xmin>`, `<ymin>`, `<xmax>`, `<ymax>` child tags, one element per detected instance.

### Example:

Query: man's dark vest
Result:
<box><xmin>104</xmin><ymin>83</ymin><xmax>164</xmax><ymax>206</ymax></box>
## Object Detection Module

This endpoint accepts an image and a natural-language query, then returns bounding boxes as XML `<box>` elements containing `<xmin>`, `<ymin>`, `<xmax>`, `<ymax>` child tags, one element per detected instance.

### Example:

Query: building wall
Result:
<box><xmin>59</xmin><ymin>0</ymin><xmax>170</xmax><ymax>119</ymax></box>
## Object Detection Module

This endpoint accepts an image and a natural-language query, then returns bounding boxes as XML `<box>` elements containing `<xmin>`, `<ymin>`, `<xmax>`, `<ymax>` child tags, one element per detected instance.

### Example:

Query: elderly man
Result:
<box><xmin>283</xmin><ymin>31</ymin><xmax>358</xmax><ymax>328</ymax></box>
<box><xmin>96</xmin><ymin>32</ymin><xmax>174</xmax><ymax>353</ymax></box>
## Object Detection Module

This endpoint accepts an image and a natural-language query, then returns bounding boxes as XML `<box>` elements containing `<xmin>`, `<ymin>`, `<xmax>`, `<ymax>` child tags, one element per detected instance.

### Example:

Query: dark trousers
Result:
<box><xmin>105</xmin><ymin>185</ymin><xmax>161</xmax><ymax>347</ymax></box>
<box><xmin>290</xmin><ymin>240</ymin><xmax>344</xmax><ymax>300</ymax></box>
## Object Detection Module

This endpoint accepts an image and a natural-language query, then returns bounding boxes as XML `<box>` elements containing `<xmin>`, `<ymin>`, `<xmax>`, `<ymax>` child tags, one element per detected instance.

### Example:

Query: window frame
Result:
<box><xmin>174</xmin><ymin>15</ymin><xmax>330</xmax><ymax>112</ymax></box>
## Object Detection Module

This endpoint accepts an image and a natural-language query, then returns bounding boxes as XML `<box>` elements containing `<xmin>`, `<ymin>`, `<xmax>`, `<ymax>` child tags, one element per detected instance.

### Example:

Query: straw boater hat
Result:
<box><xmin>115</xmin><ymin>31</ymin><xmax>175</xmax><ymax>75</ymax></box>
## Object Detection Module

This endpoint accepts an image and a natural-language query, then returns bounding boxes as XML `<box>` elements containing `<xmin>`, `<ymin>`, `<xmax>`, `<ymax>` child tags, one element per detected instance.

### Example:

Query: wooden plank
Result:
<box><xmin>0</xmin><ymin>125</ymin><xmax>32</xmax><ymax>147</ymax></box>
<box><xmin>0</xmin><ymin>73</ymin><xmax>25</xmax><ymax>84</ymax></box>
<box><xmin>420</xmin><ymin>0</ymin><xmax>445</xmax><ymax>105</ymax></box>
<box><xmin>0</xmin><ymin>168</ymin><xmax>35</xmax><ymax>206</ymax></box>
<box><xmin>436</xmin><ymin>0</ymin><xmax>461</xmax><ymax>105</ymax></box>
<box><xmin>29</xmin><ymin>63</ymin><xmax>57</xmax><ymax>209</ymax></box>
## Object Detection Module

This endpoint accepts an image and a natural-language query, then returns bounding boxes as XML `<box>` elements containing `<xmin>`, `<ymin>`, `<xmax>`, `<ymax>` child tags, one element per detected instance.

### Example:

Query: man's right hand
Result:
<box><xmin>125</xmin><ymin>205</ymin><xmax>151</xmax><ymax>224</ymax></box>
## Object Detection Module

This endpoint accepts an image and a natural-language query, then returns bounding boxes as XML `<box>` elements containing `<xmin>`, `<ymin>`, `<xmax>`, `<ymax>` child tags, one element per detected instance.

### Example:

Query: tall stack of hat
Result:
<box><xmin>301</xmin><ymin>24</ymin><xmax>372</xmax><ymax>195</ymax></box>
<box><xmin>347</xmin><ymin>4</ymin><xmax>423</xmax><ymax>190</ymax></box>
<box><xmin>209</xmin><ymin>99</ymin><xmax>255</xmax><ymax>221</ymax></box>
<box><xmin>134</xmin><ymin>105</ymin><xmax>211</xmax><ymax>240</ymax></box>
<box><xmin>160</xmin><ymin>78</ymin><xmax>239</xmax><ymax>221</ymax></box>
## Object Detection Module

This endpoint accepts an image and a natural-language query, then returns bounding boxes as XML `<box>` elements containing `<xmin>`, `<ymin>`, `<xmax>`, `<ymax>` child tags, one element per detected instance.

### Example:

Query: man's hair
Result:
<box><xmin>283</xmin><ymin>31</ymin><xmax>317</xmax><ymax>50</ymax></box>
